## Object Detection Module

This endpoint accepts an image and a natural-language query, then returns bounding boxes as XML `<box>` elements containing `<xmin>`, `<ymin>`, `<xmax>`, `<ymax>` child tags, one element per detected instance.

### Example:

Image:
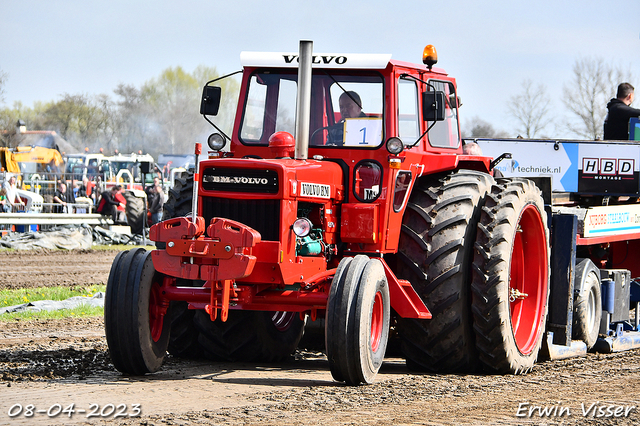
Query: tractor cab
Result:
<box><xmin>202</xmin><ymin>47</ymin><xmax>462</xmax><ymax>161</ymax></box>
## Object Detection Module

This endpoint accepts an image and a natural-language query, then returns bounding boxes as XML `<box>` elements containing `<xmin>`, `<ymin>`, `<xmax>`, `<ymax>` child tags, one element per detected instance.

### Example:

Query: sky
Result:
<box><xmin>1</xmin><ymin>0</ymin><xmax>639</xmax><ymax>138</ymax></box>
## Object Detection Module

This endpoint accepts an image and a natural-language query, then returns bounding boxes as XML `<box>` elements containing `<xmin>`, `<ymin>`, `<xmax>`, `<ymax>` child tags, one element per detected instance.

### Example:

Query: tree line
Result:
<box><xmin>0</xmin><ymin>66</ymin><xmax>239</xmax><ymax>157</ymax></box>
<box><xmin>0</xmin><ymin>57</ymin><xmax>634</xmax><ymax>153</ymax></box>
<box><xmin>466</xmin><ymin>57</ymin><xmax>634</xmax><ymax>140</ymax></box>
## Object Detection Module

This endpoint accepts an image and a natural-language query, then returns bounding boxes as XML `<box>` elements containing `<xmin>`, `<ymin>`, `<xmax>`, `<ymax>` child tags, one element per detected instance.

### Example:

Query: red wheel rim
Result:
<box><xmin>509</xmin><ymin>204</ymin><xmax>548</xmax><ymax>355</ymax></box>
<box><xmin>370</xmin><ymin>291</ymin><xmax>384</xmax><ymax>352</ymax></box>
<box><xmin>149</xmin><ymin>280</ymin><xmax>164</xmax><ymax>342</ymax></box>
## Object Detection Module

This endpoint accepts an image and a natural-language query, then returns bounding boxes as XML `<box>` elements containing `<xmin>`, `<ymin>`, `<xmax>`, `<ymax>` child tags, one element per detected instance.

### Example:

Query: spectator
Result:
<box><xmin>77</xmin><ymin>177</ymin><xmax>94</xmax><ymax>200</ymax></box>
<box><xmin>96</xmin><ymin>186</ymin><xmax>126</xmax><ymax>224</ymax></box>
<box><xmin>148</xmin><ymin>184</ymin><xmax>164</xmax><ymax>225</ymax></box>
<box><xmin>113</xmin><ymin>185</ymin><xmax>128</xmax><ymax>224</ymax></box>
<box><xmin>53</xmin><ymin>181</ymin><xmax>69</xmax><ymax>213</ymax></box>
<box><xmin>0</xmin><ymin>187</ymin><xmax>9</xmax><ymax>213</ymax></box>
<box><xmin>66</xmin><ymin>179</ymin><xmax>77</xmax><ymax>205</ymax></box>
<box><xmin>604</xmin><ymin>83</ymin><xmax>640</xmax><ymax>140</ymax></box>
<box><xmin>2</xmin><ymin>174</ymin><xmax>25</xmax><ymax>212</ymax></box>
<box><xmin>145</xmin><ymin>176</ymin><xmax>161</xmax><ymax>198</ymax></box>
<box><xmin>93</xmin><ymin>176</ymin><xmax>102</xmax><ymax>204</ymax></box>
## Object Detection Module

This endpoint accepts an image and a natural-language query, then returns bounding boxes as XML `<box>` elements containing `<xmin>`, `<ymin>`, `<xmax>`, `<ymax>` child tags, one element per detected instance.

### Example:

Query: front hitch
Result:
<box><xmin>149</xmin><ymin>216</ymin><xmax>262</xmax><ymax>321</ymax></box>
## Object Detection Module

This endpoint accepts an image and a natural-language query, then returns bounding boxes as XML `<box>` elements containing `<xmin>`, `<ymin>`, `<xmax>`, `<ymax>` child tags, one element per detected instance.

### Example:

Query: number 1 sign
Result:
<box><xmin>344</xmin><ymin>118</ymin><xmax>383</xmax><ymax>147</ymax></box>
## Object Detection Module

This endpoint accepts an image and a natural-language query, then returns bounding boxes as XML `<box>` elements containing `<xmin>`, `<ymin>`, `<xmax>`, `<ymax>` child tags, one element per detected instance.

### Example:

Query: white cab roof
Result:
<box><xmin>240</xmin><ymin>52</ymin><xmax>392</xmax><ymax>69</ymax></box>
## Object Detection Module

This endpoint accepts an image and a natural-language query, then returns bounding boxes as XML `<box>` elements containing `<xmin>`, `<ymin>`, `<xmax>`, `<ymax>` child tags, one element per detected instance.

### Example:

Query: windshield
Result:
<box><xmin>65</xmin><ymin>157</ymin><xmax>84</xmax><ymax>174</ymax></box>
<box><xmin>239</xmin><ymin>70</ymin><xmax>384</xmax><ymax>148</ymax></box>
<box><xmin>110</xmin><ymin>161</ymin><xmax>142</xmax><ymax>183</ymax></box>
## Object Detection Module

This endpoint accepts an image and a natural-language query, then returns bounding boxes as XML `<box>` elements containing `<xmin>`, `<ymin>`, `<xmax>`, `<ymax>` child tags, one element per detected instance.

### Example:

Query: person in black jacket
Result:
<box><xmin>96</xmin><ymin>186</ymin><xmax>123</xmax><ymax>223</ymax></box>
<box><xmin>53</xmin><ymin>181</ymin><xmax>69</xmax><ymax>213</ymax></box>
<box><xmin>603</xmin><ymin>83</ymin><xmax>640</xmax><ymax>140</ymax></box>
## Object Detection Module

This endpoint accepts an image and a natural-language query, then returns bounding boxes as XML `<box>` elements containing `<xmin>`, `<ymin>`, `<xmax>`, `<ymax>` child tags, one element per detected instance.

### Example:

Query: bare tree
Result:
<box><xmin>508</xmin><ymin>79</ymin><xmax>552</xmax><ymax>138</ymax></box>
<box><xmin>462</xmin><ymin>116</ymin><xmax>510</xmax><ymax>139</ymax></box>
<box><xmin>0</xmin><ymin>69</ymin><xmax>7</xmax><ymax>104</ymax></box>
<box><xmin>111</xmin><ymin>84</ymin><xmax>152</xmax><ymax>154</ymax></box>
<box><xmin>562</xmin><ymin>57</ymin><xmax>634</xmax><ymax>139</ymax></box>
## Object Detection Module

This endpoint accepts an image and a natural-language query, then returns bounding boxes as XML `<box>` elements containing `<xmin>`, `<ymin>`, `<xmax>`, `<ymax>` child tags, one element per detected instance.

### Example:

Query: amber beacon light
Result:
<box><xmin>422</xmin><ymin>45</ymin><xmax>438</xmax><ymax>70</ymax></box>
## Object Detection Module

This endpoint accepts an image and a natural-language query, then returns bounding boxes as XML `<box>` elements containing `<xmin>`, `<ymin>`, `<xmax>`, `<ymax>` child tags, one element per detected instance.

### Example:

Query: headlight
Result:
<box><xmin>207</xmin><ymin>133</ymin><xmax>226</xmax><ymax>151</ymax></box>
<box><xmin>386</xmin><ymin>137</ymin><xmax>404</xmax><ymax>155</ymax></box>
<box><xmin>292</xmin><ymin>218</ymin><xmax>312</xmax><ymax>237</ymax></box>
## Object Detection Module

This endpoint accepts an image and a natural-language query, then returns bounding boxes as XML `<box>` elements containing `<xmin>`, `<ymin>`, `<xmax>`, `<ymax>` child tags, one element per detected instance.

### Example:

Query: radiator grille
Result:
<box><xmin>201</xmin><ymin>198</ymin><xmax>280</xmax><ymax>241</ymax></box>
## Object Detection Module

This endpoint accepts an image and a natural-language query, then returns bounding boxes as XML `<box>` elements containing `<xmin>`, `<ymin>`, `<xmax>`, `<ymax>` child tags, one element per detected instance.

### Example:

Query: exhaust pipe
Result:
<box><xmin>295</xmin><ymin>40</ymin><xmax>313</xmax><ymax>160</ymax></box>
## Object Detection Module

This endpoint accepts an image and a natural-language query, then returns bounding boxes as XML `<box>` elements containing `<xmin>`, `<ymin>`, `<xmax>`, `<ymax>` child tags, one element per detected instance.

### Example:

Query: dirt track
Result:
<box><xmin>1</xmin><ymin>250</ymin><xmax>639</xmax><ymax>425</ymax></box>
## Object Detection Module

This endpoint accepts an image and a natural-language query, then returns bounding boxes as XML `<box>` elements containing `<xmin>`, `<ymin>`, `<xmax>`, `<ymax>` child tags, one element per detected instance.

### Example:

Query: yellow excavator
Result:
<box><xmin>0</xmin><ymin>147</ymin><xmax>21</xmax><ymax>175</ymax></box>
<box><xmin>1</xmin><ymin>146</ymin><xmax>64</xmax><ymax>191</ymax></box>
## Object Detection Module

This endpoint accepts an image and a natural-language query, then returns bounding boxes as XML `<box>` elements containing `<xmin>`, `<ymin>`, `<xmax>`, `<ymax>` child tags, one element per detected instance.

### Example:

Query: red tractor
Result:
<box><xmin>104</xmin><ymin>41</ymin><xmax>552</xmax><ymax>385</ymax></box>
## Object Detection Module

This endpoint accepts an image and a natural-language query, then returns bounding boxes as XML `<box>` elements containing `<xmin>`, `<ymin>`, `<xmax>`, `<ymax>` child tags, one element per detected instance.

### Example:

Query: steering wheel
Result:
<box><xmin>310</xmin><ymin>125</ymin><xmax>332</xmax><ymax>145</ymax></box>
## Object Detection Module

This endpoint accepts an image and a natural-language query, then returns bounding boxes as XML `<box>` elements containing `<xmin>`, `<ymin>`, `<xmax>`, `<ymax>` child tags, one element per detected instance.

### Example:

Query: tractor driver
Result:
<box><xmin>327</xmin><ymin>91</ymin><xmax>366</xmax><ymax>145</ymax></box>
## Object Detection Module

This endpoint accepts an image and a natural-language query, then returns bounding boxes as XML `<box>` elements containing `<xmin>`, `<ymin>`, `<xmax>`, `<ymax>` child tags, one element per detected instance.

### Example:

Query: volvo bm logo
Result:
<box><xmin>208</xmin><ymin>176</ymin><xmax>269</xmax><ymax>184</ymax></box>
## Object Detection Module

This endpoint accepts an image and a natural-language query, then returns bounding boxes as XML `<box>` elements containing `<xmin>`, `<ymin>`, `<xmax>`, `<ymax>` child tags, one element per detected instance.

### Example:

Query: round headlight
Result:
<box><xmin>292</xmin><ymin>218</ymin><xmax>312</xmax><ymax>237</ymax></box>
<box><xmin>207</xmin><ymin>133</ymin><xmax>226</xmax><ymax>151</ymax></box>
<box><xmin>386</xmin><ymin>137</ymin><xmax>404</xmax><ymax>155</ymax></box>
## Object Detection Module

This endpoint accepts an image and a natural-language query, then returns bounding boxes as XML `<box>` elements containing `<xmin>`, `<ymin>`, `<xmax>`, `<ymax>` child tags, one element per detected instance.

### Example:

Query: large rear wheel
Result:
<box><xmin>471</xmin><ymin>178</ymin><xmax>550</xmax><ymax>374</ymax></box>
<box><xmin>394</xmin><ymin>170</ymin><xmax>493</xmax><ymax>372</ymax></box>
<box><xmin>104</xmin><ymin>248</ymin><xmax>170</xmax><ymax>374</ymax></box>
<box><xmin>163</xmin><ymin>171</ymin><xmax>193</xmax><ymax>221</ymax></box>
<box><xmin>167</xmin><ymin>301</ymin><xmax>203</xmax><ymax>358</ymax></box>
<box><xmin>124</xmin><ymin>191</ymin><xmax>145</xmax><ymax>235</ymax></box>
<box><xmin>193</xmin><ymin>309</ymin><xmax>304</xmax><ymax>362</ymax></box>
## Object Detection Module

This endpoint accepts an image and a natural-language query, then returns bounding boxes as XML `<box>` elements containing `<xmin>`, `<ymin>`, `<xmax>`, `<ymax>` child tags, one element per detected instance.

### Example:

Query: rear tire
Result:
<box><xmin>193</xmin><ymin>309</ymin><xmax>304</xmax><ymax>362</ymax></box>
<box><xmin>163</xmin><ymin>172</ymin><xmax>193</xmax><ymax>221</ymax></box>
<box><xmin>573</xmin><ymin>258</ymin><xmax>601</xmax><ymax>351</ymax></box>
<box><xmin>167</xmin><ymin>301</ymin><xmax>202</xmax><ymax>358</ymax></box>
<box><xmin>124</xmin><ymin>191</ymin><xmax>145</xmax><ymax>235</ymax></box>
<box><xmin>105</xmin><ymin>248</ymin><xmax>170</xmax><ymax>374</ymax></box>
<box><xmin>394</xmin><ymin>170</ymin><xmax>493</xmax><ymax>372</ymax></box>
<box><xmin>471</xmin><ymin>178</ymin><xmax>550</xmax><ymax>374</ymax></box>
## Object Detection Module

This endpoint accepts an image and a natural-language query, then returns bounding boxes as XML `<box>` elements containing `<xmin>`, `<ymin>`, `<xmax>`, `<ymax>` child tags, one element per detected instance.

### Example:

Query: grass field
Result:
<box><xmin>0</xmin><ymin>285</ymin><xmax>106</xmax><ymax>321</ymax></box>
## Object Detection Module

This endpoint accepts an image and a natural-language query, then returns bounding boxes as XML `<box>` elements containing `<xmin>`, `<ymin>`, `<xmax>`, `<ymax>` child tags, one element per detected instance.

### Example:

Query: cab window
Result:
<box><xmin>239</xmin><ymin>70</ymin><xmax>384</xmax><ymax>148</ymax></box>
<box><xmin>398</xmin><ymin>78</ymin><xmax>420</xmax><ymax>140</ymax></box>
<box><xmin>427</xmin><ymin>80</ymin><xmax>460</xmax><ymax>149</ymax></box>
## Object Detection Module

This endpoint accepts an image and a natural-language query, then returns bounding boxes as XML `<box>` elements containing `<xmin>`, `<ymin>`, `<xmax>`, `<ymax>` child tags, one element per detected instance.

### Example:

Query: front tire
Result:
<box><xmin>105</xmin><ymin>248</ymin><xmax>170</xmax><ymax>374</ymax></box>
<box><xmin>471</xmin><ymin>178</ymin><xmax>550</xmax><ymax>374</ymax></box>
<box><xmin>326</xmin><ymin>255</ymin><xmax>390</xmax><ymax>385</ymax></box>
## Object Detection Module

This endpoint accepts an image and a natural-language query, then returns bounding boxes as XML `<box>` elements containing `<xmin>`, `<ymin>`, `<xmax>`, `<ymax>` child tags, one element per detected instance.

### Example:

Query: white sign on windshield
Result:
<box><xmin>344</xmin><ymin>118</ymin><xmax>383</xmax><ymax>147</ymax></box>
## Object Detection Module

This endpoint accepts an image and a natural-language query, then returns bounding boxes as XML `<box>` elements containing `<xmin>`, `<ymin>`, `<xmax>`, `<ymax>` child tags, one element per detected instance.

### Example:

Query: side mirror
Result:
<box><xmin>200</xmin><ymin>86</ymin><xmax>222</xmax><ymax>116</ymax></box>
<box><xmin>422</xmin><ymin>91</ymin><xmax>445</xmax><ymax>121</ymax></box>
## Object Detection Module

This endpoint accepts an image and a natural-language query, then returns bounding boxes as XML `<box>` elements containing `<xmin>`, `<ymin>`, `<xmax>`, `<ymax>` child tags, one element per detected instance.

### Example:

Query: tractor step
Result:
<box><xmin>541</xmin><ymin>331</ymin><xmax>587</xmax><ymax>360</ymax></box>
